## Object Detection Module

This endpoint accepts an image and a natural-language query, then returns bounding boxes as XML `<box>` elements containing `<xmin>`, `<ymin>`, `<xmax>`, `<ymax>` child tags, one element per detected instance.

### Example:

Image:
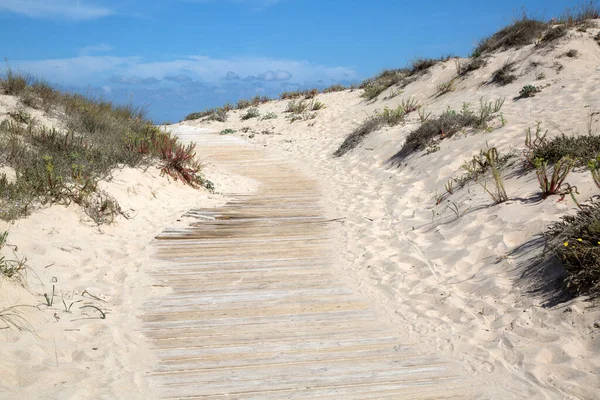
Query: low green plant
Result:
<box><xmin>534</xmin><ymin>156</ymin><xmax>574</xmax><ymax>198</ymax></box>
<box><xmin>378</xmin><ymin>106</ymin><xmax>405</xmax><ymax>125</ymax></box>
<box><xmin>525</xmin><ymin>123</ymin><xmax>600</xmax><ymax>167</ymax></box>
<box><xmin>520</xmin><ymin>85</ymin><xmax>540</xmax><ymax>98</ymax></box>
<box><xmin>588</xmin><ymin>155</ymin><xmax>600</xmax><ymax>189</ymax></box>
<box><xmin>310</xmin><ymin>100</ymin><xmax>325</xmax><ymax>111</ymax></box>
<box><xmin>418</xmin><ymin>107</ymin><xmax>432</xmax><ymax>122</ymax></box>
<box><xmin>0</xmin><ymin>231</ymin><xmax>27</xmax><ymax>282</ymax></box>
<box><xmin>287</xmin><ymin>112</ymin><xmax>316</xmax><ymax>123</ymax></box>
<box><xmin>261</xmin><ymin>112</ymin><xmax>278</xmax><ymax>120</ymax></box>
<box><xmin>436</xmin><ymin>79</ymin><xmax>455</xmax><ymax>95</ymax></box>
<box><xmin>220</xmin><ymin>129</ymin><xmax>236</xmax><ymax>135</ymax></box>
<box><xmin>544</xmin><ymin>199</ymin><xmax>600</xmax><ymax>299</ymax></box>
<box><xmin>241</xmin><ymin>107</ymin><xmax>260</xmax><ymax>120</ymax></box>
<box><xmin>285</xmin><ymin>100</ymin><xmax>309</xmax><ymax>114</ymax></box>
<box><xmin>480</xmin><ymin>147</ymin><xmax>509</xmax><ymax>203</ymax></box>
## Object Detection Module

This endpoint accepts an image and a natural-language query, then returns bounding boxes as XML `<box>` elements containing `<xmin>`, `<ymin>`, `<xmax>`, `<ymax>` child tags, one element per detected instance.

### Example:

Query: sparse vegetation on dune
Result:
<box><xmin>524</xmin><ymin>123</ymin><xmax>600</xmax><ymax>167</ymax></box>
<box><xmin>390</xmin><ymin>98</ymin><xmax>504</xmax><ymax>163</ymax></box>
<box><xmin>545</xmin><ymin>200</ymin><xmax>600</xmax><ymax>299</ymax></box>
<box><xmin>334</xmin><ymin>98</ymin><xmax>421</xmax><ymax>157</ymax></box>
<box><xmin>472</xmin><ymin>16</ymin><xmax>548</xmax><ymax>56</ymax></box>
<box><xmin>0</xmin><ymin>72</ymin><xmax>209</xmax><ymax>223</ymax></box>
<box><xmin>491</xmin><ymin>62</ymin><xmax>518</xmax><ymax>86</ymax></box>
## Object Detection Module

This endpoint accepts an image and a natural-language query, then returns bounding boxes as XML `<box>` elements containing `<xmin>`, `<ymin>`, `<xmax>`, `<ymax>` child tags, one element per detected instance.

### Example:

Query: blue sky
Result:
<box><xmin>0</xmin><ymin>0</ymin><xmax>583</xmax><ymax>122</ymax></box>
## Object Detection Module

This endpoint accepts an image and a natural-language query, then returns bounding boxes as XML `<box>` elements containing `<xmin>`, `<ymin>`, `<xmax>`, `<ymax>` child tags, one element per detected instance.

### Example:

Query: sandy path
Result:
<box><xmin>139</xmin><ymin>126</ymin><xmax>476</xmax><ymax>399</ymax></box>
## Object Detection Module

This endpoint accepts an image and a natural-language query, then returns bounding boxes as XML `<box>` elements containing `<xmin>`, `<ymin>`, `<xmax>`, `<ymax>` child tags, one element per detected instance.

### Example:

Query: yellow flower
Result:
<box><xmin>564</xmin><ymin>242</ymin><xmax>569</xmax><ymax>247</ymax></box>
<box><xmin>578</xmin><ymin>238</ymin><xmax>583</xmax><ymax>242</ymax></box>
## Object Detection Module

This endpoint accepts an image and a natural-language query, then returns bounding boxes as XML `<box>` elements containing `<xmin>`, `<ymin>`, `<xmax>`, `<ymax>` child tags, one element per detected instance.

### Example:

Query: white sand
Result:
<box><xmin>1</xmin><ymin>22</ymin><xmax>600</xmax><ymax>399</ymax></box>
<box><xmin>181</xmin><ymin>24</ymin><xmax>600</xmax><ymax>399</ymax></box>
<box><xmin>0</xmin><ymin>95</ymin><xmax>257</xmax><ymax>397</ymax></box>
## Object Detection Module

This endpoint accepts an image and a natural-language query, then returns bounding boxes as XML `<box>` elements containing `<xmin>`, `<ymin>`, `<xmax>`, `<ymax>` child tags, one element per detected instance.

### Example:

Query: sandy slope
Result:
<box><xmin>0</xmin><ymin>98</ymin><xmax>256</xmax><ymax>397</ymax></box>
<box><xmin>181</xmin><ymin>25</ymin><xmax>600</xmax><ymax>399</ymax></box>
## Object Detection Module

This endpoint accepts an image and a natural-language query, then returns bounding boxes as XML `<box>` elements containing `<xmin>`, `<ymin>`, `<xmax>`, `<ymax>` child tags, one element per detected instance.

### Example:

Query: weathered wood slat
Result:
<box><xmin>140</xmin><ymin>127</ymin><xmax>471</xmax><ymax>399</ymax></box>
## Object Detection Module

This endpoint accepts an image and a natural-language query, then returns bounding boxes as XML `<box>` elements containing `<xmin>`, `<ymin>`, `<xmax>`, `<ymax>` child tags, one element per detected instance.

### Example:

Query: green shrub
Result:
<box><xmin>310</xmin><ymin>100</ymin><xmax>325</xmax><ymax>111</ymax></box>
<box><xmin>241</xmin><ymin>107</ymin><xmax>260</xmax><ymax>120</ymax></box>
<box><xmin>491</xmin><ymin>62</ymin><xmax>518</xmax><ymax>85</ymax></box>
<box><xmin>261</xmin><ymin>112</ymin><xmax>278</xmax><ymax>120</ymax></box>
<box><xmin>285</xmin><ymin>100</ymin><xmax>309</xmax><ymax>114</ymax></box>
<box><xmin>526</xmin><ymin>130</ymin><xmax>600</xmax><ymax>167</ymax></box>
<box><xmin>544</xmin><ymin>199</ymin><xmax>600</xmax><ymax>299</ymax></box>
<box><xmin>220</xmin><ymin>129</ymin><xmax>236</xmax><ymax>135</ymax></box>
<box><xmin>519</xmin><ymin>85</ymin><xmax>540</xmax><ymax>97</ymax></box>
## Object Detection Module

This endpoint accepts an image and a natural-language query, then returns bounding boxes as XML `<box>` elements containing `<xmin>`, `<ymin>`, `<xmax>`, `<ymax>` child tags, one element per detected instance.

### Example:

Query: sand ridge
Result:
<box><xmin>181</xmin><ymin>24</ymin><xmax>600</xmax><ymax>399</ymax></box>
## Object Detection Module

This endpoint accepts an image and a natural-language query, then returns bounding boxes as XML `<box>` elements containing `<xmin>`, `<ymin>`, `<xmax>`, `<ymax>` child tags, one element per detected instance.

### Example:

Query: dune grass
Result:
<box><xmin>0</xmin><ymin>73</ymin><xmax>208</xmax><ymax>223</ymax></box>
<box><xmin>390</xmin><ymin>99</ymin><xmax>504</xmax><ymax>163</ymax></box>
<box><xmin>334</xmin><ymin>98</ymin><xmax>420</xmax><ymax>157</ymax></box>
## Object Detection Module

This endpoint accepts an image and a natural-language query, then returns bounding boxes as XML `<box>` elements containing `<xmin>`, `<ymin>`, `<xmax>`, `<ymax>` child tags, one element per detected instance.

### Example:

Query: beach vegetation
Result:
<box><xmin>491</xmin><ymin>61</ymin><xmax>518</xmax><ymax>85</ymax></box>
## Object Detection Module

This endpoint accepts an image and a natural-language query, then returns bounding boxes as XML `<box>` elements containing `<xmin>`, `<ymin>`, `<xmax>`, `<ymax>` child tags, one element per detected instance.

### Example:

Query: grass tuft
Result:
<box><xmin>472</xmin><ymin>17</ymin><xmax>548</xmax><ymax>56</ymax></box>
<box><xmin>491</xmin><ymin>62</ymin><xmax>518</xmax><ymax>85</ymax></box>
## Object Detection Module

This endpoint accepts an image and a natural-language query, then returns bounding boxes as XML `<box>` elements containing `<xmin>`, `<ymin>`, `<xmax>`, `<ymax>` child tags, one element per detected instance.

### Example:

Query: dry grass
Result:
<box><xmin>491</xmin><ymin>62</ymin><xmax>518</xmax><ymax>85</ymax></box>
<box><xmin>0</xmin><ymin>75</ymin><xmax>209</xmax><ymax>223</ymax></box>
<box><xmin>473</xmin><ymin>17</ymin><xmax>548</xmax><ymax>56</ymax></box>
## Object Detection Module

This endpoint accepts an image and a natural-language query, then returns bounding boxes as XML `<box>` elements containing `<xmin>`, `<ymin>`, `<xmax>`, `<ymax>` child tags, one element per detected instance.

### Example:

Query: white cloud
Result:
<box><xmin>0</xmin><ymin>0</ymin><xmax>113</xmax><ymax>20</ymax></box>
<box><xmin>9</xmin><ymin>55</ymin><xmax>357</xmax><ymax>87</ymax></box>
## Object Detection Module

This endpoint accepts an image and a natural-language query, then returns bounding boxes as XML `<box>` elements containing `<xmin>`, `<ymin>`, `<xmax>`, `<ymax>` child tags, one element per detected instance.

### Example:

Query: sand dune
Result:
<box><xmin>181</xmin><ymin>24</ymin><xmax>600</xmax><ymax>399</ymax></box>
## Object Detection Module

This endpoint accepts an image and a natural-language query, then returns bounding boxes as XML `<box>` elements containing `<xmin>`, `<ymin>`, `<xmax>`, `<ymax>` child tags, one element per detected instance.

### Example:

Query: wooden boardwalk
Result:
<box><xmin>140</xmin><ymin>127</ymin><xmax>472</xmax><ymax>399</ymax></box>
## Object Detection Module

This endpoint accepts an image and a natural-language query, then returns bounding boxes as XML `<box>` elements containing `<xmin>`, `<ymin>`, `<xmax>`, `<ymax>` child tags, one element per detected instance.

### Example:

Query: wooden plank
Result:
<box><xmin>139</xmin><ymin>127</ymin><xmax>470</xmax><ymax>399</ymax></box>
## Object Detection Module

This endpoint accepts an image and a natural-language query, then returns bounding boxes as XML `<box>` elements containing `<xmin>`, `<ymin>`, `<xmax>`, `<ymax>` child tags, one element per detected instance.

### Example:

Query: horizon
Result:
<box><xmin>0</xmin><ymin>0</ymin><xmax>583</xmax><ymax>122</ymax></box>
